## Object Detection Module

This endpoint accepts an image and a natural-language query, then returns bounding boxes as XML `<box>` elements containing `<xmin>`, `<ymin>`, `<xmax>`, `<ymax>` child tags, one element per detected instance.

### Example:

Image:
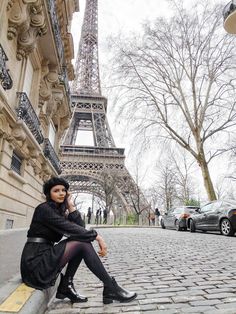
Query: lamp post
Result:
<box><xmin>91</xmin><ymin>182</ymin><xmax>96</xmax><ymax>214</ymax></box>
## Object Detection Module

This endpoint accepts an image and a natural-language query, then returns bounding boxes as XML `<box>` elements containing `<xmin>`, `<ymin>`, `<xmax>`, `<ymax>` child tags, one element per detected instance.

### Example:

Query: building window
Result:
<box><xmin>11</xmin><ymin>151</ymin><xmax>22</xmax><ymax>175</ymax></box>
<box><xmin>5</xmin><ymin>219</ymin><xmax>14</xmax><ymax>229</ymax></box>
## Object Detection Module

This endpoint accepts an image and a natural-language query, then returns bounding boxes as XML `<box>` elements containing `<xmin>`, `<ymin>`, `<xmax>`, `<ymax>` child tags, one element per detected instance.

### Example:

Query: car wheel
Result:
<box><xmin>161</xmin><ymin>219</ymin><xmax>166</xmax><ymax>229</ymax></box>
<box><xmin>220</xmin><ymin>218</ymin><xmax>234</xmax><ymax>236</ymax></box>
<box><xmin>189</xmin><ymin>220</ymin><xmax>196</xmax><ymax>233</ymax></box>
<box><xmin>175</xmin><ymin>220</ymin><xmax>181</xmax><ymax>231</ymax></box>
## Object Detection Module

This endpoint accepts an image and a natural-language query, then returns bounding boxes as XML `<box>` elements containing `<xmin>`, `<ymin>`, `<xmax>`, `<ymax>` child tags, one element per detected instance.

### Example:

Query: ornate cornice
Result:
<box><xmin>7</xmin><ymin>0</ymin><xmax>47</xmax><ymax>60</ymax></box>
<box><xmin>39</xmin><ymin>60</ymin><xmax>59</xmax><ymax>104</ymax></box>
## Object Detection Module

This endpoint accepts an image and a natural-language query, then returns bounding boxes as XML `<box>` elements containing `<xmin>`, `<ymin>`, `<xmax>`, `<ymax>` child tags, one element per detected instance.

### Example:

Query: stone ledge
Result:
<box><xmin>0</xmin><ymin>274</ymin><xmax>57</xmax><ymax>314</ymax></box>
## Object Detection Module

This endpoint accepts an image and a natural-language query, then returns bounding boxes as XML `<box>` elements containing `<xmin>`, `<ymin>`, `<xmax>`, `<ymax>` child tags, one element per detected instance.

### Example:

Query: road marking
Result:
<box><xmin>0</xmin><ymin>283</ymin><xmax>35</xmax><ymax>312</ymax></box>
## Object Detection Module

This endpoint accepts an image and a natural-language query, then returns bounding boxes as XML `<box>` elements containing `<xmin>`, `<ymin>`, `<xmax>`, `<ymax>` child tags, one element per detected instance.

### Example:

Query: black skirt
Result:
<box><xmin>20</xmin><ymin>240</ymin><xmax>67</xmax><ymax>290</ymax></box>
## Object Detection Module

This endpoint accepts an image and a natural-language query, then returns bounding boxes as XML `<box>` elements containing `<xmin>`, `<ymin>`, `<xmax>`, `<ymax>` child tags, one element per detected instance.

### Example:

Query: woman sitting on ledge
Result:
<box><xmin>20</xmin><ymin>177</ymin><xmax>137</xmax><ymax>304</ymax></box>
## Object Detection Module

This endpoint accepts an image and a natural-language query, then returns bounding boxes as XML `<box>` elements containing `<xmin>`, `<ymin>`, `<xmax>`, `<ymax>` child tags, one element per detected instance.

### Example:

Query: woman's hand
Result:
<box><xmin>96</xmin><ymin>235</ymin><xmax>107</xmax><ymax>257</ymax></box>
<box><xmin>66</xmin><ymin>192</ymin><xmax>76</xmax><ymax>213</ymax></box>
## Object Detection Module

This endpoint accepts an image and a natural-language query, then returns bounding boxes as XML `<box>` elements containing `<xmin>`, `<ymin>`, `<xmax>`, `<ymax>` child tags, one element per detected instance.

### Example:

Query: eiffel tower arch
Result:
<box><xmin>60</xmin><ymin>0</ymin><xmax>149</xmax><ymax>220</ymax></box>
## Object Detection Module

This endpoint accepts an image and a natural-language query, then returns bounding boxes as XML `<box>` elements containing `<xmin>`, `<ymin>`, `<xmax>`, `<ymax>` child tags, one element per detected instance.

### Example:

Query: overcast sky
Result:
<box><xmin>70</xmin><ymin>0</ymin><xmax>227</xmax><ymax>209</ymax></box>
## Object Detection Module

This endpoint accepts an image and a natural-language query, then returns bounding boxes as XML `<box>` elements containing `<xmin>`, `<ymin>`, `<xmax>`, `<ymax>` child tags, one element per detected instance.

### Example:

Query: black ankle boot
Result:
<box><xmin>56</xmin><ymin>274</ymin><xmax>88</xmax><ymax>303</ymax></box>
<box><xmin>103</xmin><ymin>277</ymin><xmax>137</xmax><ymax>304</ymax></box>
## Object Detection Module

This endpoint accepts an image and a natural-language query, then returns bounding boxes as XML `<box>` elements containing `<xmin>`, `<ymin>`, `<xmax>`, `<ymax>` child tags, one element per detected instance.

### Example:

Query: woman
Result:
<box><xmin>20</xmin><ymin>177</ymin><xmax>137</xmax><ymax>304</ymax></box>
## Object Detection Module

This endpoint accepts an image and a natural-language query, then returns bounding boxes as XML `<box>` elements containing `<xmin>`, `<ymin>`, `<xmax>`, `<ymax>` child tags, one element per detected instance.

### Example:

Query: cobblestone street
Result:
<box><xmin>46</xmin><ymin>227</ymin><xmax>236</xmax><ymax>314</ymax></box>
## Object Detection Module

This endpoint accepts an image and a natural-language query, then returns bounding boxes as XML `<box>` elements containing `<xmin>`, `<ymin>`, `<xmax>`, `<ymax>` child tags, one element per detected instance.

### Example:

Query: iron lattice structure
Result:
<box><xmin>71</xmin><ymin>0</ymin><xmax>100</xmax><ymax>96</ymax></box>
<box><xmin>60</xmin><ymin>0</ymin><xmax>149</xmax><ymax>218</ymax></box>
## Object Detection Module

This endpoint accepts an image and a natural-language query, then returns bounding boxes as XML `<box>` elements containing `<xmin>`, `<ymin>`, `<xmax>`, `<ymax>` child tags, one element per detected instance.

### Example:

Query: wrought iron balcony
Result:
<box><xmin>0</xmin><ymin>44</ymin><xmax>13</xmax><ymax>90</ymax></box>
<box><xmin>223</xmin><ymin>0</ymin><xmax>236</xmax><ymax>34</ymax></box>
<box><xmin>16</xmin><ymin>92</ymin><xmax>44</xmax><ymax>144</ymax></box>
<box><xmin>44</xmin><ymin>138</ymin><xmax>62</xmax><ymax>174</ymax></box>
<box><xmin>47</xmin><ymin>0</ymin><xmax>64</xmax><ymax>63</ymax></box>
<box><xmin>60</xmin><ymin>145</ymin><xmax>125</xmax><ymax>157</ymax></box>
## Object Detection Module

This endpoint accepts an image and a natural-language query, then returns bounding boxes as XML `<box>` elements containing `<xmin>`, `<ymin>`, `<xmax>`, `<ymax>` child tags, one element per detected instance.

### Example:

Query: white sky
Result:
<box><xmin>70</xmin><ymin>0</ymin><xmax>227</xmax><ymax>209</ymax></box>
<box><xmin>70</xmin><ymin>0</ymin><xmax>174</xmax><ymax>174</ymax></box>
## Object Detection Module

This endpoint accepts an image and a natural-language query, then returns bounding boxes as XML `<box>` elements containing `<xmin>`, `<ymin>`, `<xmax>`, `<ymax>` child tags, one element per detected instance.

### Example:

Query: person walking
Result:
<box><xmin>155</xmin><ymin>207</ymin><xmax>161</xmax><ymax>226</ymax></box>
<box><xmin>87</xmin><ymin>207</ymin><xmax>92</xmax><ymax>224</ymax></box>
<box><xmin>103</xmin><ymin>208</ymin><xmax>108</xmax><ymax>224</ymax></box>
<box><xmin>20</xmin><ymin>177</ymin><xmax>137</xmax><ymax>304</ymax></box>
<box><xmin>95</xmin><ymin>208</ymin><xmax>102</xmax><ymax>225</ymax></box>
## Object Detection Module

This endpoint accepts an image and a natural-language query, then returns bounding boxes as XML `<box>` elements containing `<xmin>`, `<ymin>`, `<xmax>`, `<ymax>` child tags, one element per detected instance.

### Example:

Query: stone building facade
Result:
<box><xmin>0</xmin><ymin>0</ymin><xmax>79</xmax><ymax>229</ymax></box>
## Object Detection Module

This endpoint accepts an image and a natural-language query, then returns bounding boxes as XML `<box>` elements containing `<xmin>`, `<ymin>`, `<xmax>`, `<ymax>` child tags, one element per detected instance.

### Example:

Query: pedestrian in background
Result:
<box><xmin>95</xmin><ymin>208</ymin><xmax>102</xmax><ymax>225</ymax></box>
<box><xmin>155</xmin><ymin>207</ymin><xmax>161</xmax><ymax>226</ymax></box>
<box><xmin>20</xmin><ymin>177</ymin><xmax>137</xmax><ymax>304</ymax></box>
<box><xmin>103</xmin><ymin>208</ymin><xmax>108</xmax><ymax>224</ymax></box>
<box><xmin>87</xmin><ymin>207</ymin><xmax>92</xmax><ymax>224</ymax></box>
<box><xmin>148</xmin><ymin>212</ymin><xmax>155</xmax><ymax>226</ymax></box>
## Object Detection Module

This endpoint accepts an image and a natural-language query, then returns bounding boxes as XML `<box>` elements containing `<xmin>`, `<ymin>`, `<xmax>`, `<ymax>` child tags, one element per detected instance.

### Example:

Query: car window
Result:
<box><xmin>167</xmin><ymin>208</ymin><xmax>174</xmax><ymax>214</ymax></box>
<box><xmin>201</xmin><ymin>202</ymin><xmax>222</xmax><ymax>213</ymax></box>
<box><xmin>187</xmin><ymin>208</ymin><xmax>199</xmax><ymax>214</ymax></box>
<box><xmin>200</xmin><ymin>203</ymin><xmax>214</xmax><ymax>213</ymax></box>
<box><xmin>173</xmin><ymin>208</ymin><xmax>183</xmax><ymax>214</ymax></box>
<box><xmin>211</xmin><ymin>202</ymin><xmax>223</xmax><ymax>211</ymax></box>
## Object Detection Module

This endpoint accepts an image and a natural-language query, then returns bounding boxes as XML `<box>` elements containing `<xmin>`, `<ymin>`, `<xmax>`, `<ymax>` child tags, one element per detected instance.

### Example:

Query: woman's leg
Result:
<box><xmin>58</xmin><ymin>240</ymin><xmax>137</xmax><ymax>304</ymax></box>
<box><xmin>59</xmin><ymin>240</ymin><xmax>112</xmax><ymax>285</ymax></box>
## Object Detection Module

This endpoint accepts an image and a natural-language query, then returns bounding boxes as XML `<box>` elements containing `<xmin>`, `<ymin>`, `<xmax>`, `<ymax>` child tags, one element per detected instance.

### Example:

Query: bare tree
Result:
<box><xmin>168</xmin><ymin>149</ymin><xmax>196</xmax><ymax>203</ymax></box>
<box><xmin>154</xmin><ymin>161</ymin><xmax>178</xmax><ymax>211</ymax></box>
<box><xmin>99</xmin><ymin>169</ymin><xmax>119</xmax><ymax>213</ymax></box>
<box><xmin>109</xmin><ymin>1</ymin><xmax>236</xmax><ymax>201</ymax></box>
<box><xmin>122</xmin><ymin>162</ymin><xmax>150</xmax><ymax>222</ymax></box>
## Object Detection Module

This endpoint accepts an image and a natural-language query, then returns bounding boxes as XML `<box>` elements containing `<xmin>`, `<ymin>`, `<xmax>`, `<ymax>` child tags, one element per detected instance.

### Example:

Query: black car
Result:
<box><xmin>160</xmin><ymin>206</ymin><xmax>200</xmax><ymax>231</ymax></box>
<box><xmin>188</xmin><ymin>200</ymin><xmax>236</xmax><ymax>236</ymax></box>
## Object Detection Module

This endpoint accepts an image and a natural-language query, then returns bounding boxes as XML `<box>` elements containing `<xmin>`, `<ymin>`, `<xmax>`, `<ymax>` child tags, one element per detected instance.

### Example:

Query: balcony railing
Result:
<box><xmin>60</xmin><ymin>145</ymin><xmax>125</xmax><ymax>156</ymax></box>
<box><xmin>223</xmin><ymin>1</ymin><xmax>236</xmax><ymax>20</ymax></box>
<box><xmin>0</xmin><ymin>44</ymin><xmax>13</xmax><ymax>90</ymax></box>
<box><xmin>59</xmin><ymin>66</ymin><xmax>71</xmax><ymax>105</ymax></box>
<box><xmin>47</xmin><ymin>0</ymin><xmax>64</xmax><ymax>64</ymax></box>
<box><xmin>16</xmin><ymin>92</ymin><xmax>44</xmax><ymax>144</ymax></box>
<box><xmin>47</xmin><ymin>0</ymin><xmax>71</xmax><ymax>107</ymax></box>
<box><xmin>44</xmin><ymin>138</ymin><xmax>62</xmax><ymax>174</ymax></box>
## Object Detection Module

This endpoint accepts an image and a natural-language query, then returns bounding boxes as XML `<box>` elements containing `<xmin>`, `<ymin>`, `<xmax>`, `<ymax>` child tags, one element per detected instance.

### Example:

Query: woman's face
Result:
<box><xmin>50</xmin><ymin>185</ymin><xmax>67</xmax><ymax>203</ymax></box>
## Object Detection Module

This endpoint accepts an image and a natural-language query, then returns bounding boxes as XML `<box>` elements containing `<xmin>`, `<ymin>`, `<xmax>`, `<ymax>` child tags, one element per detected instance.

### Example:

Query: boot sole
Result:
<box><xmin>103</xmin><ymin>293</ymin><xmax>137</xmax><ymax>304</ymax></box>
<box><xmin>56</xmin><ymin>292</ymin><xmax>88</xmax><ymax>303</ymax></box>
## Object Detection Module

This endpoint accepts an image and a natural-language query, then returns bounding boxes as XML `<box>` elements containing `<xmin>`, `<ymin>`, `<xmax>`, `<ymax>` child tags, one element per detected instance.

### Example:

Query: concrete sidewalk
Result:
<box><xmin>0</xmin><ymin>228</ymin><xmax>57</xmax><ymax>314</ymax></box>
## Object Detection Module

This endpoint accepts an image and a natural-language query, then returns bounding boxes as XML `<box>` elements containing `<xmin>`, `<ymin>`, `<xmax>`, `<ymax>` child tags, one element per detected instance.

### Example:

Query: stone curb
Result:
<box><xmin>0</xmin><ymin>274</ymin><xmax>57</xmax><ymax>314</ymax></box>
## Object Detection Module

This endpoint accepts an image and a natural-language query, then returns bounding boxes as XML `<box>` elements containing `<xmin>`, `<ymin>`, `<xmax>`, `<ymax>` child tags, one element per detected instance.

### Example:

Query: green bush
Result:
<box><xmin>126</xmin><ymin>213</ymin><xmax>138</xmax><ymax>225</ymax></box>
<box><xmin>184</xmin><ymin>198</ymin><xmax>200</xmax><ymax>206</ymax></box>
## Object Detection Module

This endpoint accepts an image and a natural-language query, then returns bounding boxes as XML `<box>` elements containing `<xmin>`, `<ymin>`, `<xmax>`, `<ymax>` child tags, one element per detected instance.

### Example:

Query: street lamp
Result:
<box><xmin>91</xmin><ymin>182</ymin><xmax>96</xmax><ymax>213</ymax></box>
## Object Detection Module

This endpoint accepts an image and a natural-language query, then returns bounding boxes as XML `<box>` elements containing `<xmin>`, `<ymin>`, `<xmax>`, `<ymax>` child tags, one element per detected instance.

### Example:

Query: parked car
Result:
<box><xmin>160</xmin><ymin>206</ymin><xmax>200</xmax><ymax>231</ymax></box>
<box><xmin>188</xmin><ymin>200</ymin><xmax>236</xmax><ymax>236</ymax></box>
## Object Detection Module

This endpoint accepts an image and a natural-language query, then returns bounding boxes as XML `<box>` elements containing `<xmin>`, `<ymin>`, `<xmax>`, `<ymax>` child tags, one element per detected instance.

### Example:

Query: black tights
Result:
<box><xmin>59</xmin><ymin>241</ymin><xmax>112</xmax><ymax>286</ymax></box>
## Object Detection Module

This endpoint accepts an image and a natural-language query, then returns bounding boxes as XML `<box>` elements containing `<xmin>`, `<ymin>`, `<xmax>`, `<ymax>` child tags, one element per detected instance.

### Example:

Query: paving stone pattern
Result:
<box><xmin>46</xmin><ymin>228</ymin><xmax>236</xmax><ymax>314</ymax></box>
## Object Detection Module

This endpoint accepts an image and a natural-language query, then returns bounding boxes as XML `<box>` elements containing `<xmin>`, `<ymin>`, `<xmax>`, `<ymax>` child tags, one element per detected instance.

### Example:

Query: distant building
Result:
<box><xmin>0</xmin><ymin>0</ymin><xmax>79</xmax><ymax>229</ymax></box>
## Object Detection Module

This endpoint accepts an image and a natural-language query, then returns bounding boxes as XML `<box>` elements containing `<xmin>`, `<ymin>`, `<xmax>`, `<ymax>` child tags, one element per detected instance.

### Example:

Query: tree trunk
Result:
<box><xmin>198</xmin><ymin>154</ymin><xmax>217</xmax><ymax>201</ymax></box>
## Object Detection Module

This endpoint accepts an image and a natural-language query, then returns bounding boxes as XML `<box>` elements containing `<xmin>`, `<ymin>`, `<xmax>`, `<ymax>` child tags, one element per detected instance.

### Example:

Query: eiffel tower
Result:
<box><xmin>60</xmin><ymin>0</ymin><xmax>149</xmax><ymax>219</ymax></box>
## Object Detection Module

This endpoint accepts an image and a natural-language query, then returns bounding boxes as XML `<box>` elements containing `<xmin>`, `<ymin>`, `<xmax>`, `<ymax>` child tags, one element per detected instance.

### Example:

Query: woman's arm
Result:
<box><xmin>37</xmin><ymin>203</ymin><xmax>97</xmax><ymax>242</ymax></box>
